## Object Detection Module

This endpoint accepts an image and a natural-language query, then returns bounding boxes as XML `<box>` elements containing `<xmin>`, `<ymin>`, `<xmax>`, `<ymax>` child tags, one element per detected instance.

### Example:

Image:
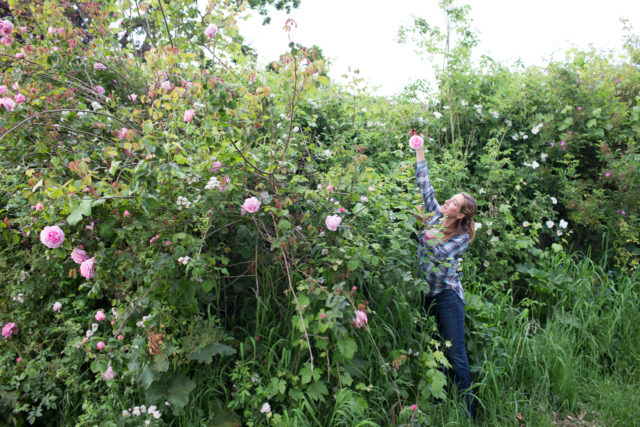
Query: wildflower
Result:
<box><xmin>557</xmin><ymin>229</ymin><xmax>563</xmax><ymax>236</ymax></box>
<box><xmin>241</xmin><ymin>197</ymin><xmax>261</xmax><ymax>214</ymax></box>
<box><xmin>12</xmin><ymin>293</ymin><xmax>24</xmax><ymax>303</ymax></box>
<box><xmin>2</xmin><ymin>322</ymin><xmax>18</xmax><ymax>339</ymax></box>
<box><xmin>80</xmin><ymin>257</ymin><xmax>95</xmax><ymax>279</ymax></box>
<box><xmin>353</xmin><ymin>310</ymin><xmax>368</xmax><ymax>328</ymax></box>
<box><xmin>122</xmin><ymin>410</ymin><xmax>130</xmax><ymax>417</ymax></box>
<box><xmin>40</xmin><ymin>225</ymin><xmax>65</xmax><ymax>248</ymax></box>
<box><xmin>433</xmin><ymin>111</ymin><xmax>442</xmax><ymax>119</ymax></box>
<box><xmin>483</xmin><ymin>260</ymin><xmax>490</xmax><ymax>267</ymax></box>
<box><xmin>531</xmin><ymin>123</ymin><xmax>543</xmax><ymax>134</ymax></box>
<box><xmin>339</xmin><ymin>207</ymin><xmax>345</xmax><ymax>213</ymax></box>
<box><xmin>205</xmin><ymin>176</ymin><xmax>220</xmax><ymax>190</ymax></box>
<box><xmin>475</xmin><ymin>222</ymin><xmax>482</xmax><ymax>231</ymax></box>
<box><xmin>94</xmin><ymin>63</ymin><xmax>106</xmax><ymax>70</ymax></box>
<box><xmin>205</xmin><ymin>23</ymin><xmax>218</xmax><ymax>38</ymax></box>
<box><xmin>94</xmin><ymin>85</ymin><xmax>105</xmax><ymax>95</ymax></box>
<box><xmin>325</xmin><ymin>215</ymin><xmax>342</xmax><ymax>231</ymax></box>
<box><xmin>490</xmin><ymin>236</ymin><xmax>499</xmax><ymax>245</ymax></box>
<box><xmin>408</xmin><ymin>135</ymin><xmax>424</xmax><ymax>150</ymax></box>
<box><xmin>1</xmin><ymin>97</ymin><xmax>16</xmax><ymax>111</ymax></box>
<box><xmin>128</xmin><ymin>93</ymin><xmax>137</xmax><ymax>102</ymax></box>
<box><xmin>551</xmin><ymin>197</ymin><xmax>557</xmax><ymax>205</ymax></box>
<box><xmin>53</xmin><ymin>301</ymin><xmax>62</xmax><ymax>312</ymax></box>
<box><xmin>559</xmin><ymin>219</ymin><xmax>568</xmax><ymax>229</ymax></box>
<box><xmin>14</xmin><ymin>93</ymin><xmax>25</xmax><ymax>104</ymax></box>
<box><xmin>461</xmin><ymin>100</ymin><xmax>468</xmax><ymax>106</ymax></box>
<box><xmin>91</xmin><ymin>101</ymin><xmax>102</xmax><ymax>110</ymax></box>
<box><xmin>97</xmin><ymin>341</ymin><xmax>105</xmax><ymax>350</ymax></box>
<box><xmin>523</xmin><ymin>221</ymin><xmax>531</xmax><ymax>227</ymax></box>
<box><xmin>490</xmin><ymin>110</ymin><xmax>499</xmax><ymax>119</ymax></box>
<box><xmin>546</xmin><ymin>220</ymin><xmax>554</xmax><ymax>229</ymax></box>
<box><xmin>183</xmin><ymin>109</ymin><xmax>195</xmax><ymax>123</ymax></box>
<box><xmin>327</xmin><ymin>184</ymin><xmax>334</xmax><ymax>192</ymax></box>
<box><xmin>161</xmin><ymin>81</ymin><xmax>172</xmax><ymax>91</ymax></box>
<box><xmin>540</xmin><ymin>152</ymin><xmax>548</xmax><ymax>162</ymax></box>
<box><xmin>605</xmin><ymin>171</ymin><xmax>611</xmax><ymax>178</ymax></box>
<box><xmin>577</xmin><ymin>106</ymin><xmax>583</xmax><ymax>111</ymax></box>
<box><xmin>210</xmin><ymin>160</ymin><xmax>222</xmax><ymax>173</ymax></box>
<box><xmin>102</xmin><ymin>366</ymin><xmax>116</xmax><ymax>381</ymax></box>
<box><xmin>178</xmin><ymin>256</ymin><xmax>190</xmax><ymax>265</ymax></box>
<box><xmin>95</xmin><ymin>310</ymin><xmax>106</xmax><ymax>322</ymax></box>
<box><xmin>260</xmin><ymin>402</ymin><xmax>271</xmax><ymax>414</ymax></box>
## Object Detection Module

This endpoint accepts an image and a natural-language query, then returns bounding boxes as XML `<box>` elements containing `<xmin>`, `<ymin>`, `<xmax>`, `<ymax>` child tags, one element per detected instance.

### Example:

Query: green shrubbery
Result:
<box><xmin>1</xmin><ymin>0</ymin><xmax>638</xmax><ymax>425</ymax></box>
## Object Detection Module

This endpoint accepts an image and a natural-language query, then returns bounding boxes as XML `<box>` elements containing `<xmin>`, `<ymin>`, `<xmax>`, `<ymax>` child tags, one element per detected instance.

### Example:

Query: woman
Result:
<box><xmin>413</xmin><ymin>142</ymin><xmax>477</xmax><ymax>417</ymax></box>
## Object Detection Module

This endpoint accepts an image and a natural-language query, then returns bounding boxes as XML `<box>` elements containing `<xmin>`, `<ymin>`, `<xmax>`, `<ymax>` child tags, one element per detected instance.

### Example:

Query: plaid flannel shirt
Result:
<box><xmin>415</xmin><ymin>160</ymin><xmax>469</xmax><ymax>304</ymax></box>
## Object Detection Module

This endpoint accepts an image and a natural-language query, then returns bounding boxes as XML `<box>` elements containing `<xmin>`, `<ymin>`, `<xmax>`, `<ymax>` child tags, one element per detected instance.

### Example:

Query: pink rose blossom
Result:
<box><xmin>241</xmin><ymin>197</ymin><xmax>261</xmax><ymax>214</ymax></box>
<box><xmin>327</xmin><ymin>185</ymin><xmax>334</xmax><ymax>192</ymax></box>
<box><xmin>71</xmin><ymin>247</ymin><xmax>89</xmax><ymax>264</ymax></box>
<box><xmin>210</xmin><ymin>160</ymin><xmax>222</xmax><ymax>173</ymax></box>
<box><xmin>409</xmin><ymin>135</ymin><xmax>424</xmax><ymax>150</ymax></box>
<box><xmin>2</xmin><ymin>322</ymin><xmax>18</xmax><ymax>339</ymax></box>
<box><xmin>116</xmin><ymin>127</ymin><xmax>128</xmax><ymax>139</ymax></box>
<box><xmin>204</xmin><ymin>23</ymin><xmax>218</xmax><ymax>38</ymax></box>
<box><xmin>95</xmin><ymin>310</ymin><xmax>106</xmax><ymax>322</ymax></box>
<box><xmin>97</xmin><ymin>341</ymin><xmax>105</xmax><ymax>350</ymax></box>
<box><xmin>20</xmin><ymin>26</ymin><xmax>27</xmax><ymax>33</ymax></box>
<box><xmin>183</xmin><ymin>108</ymin><xmax>195</xmax><ymax>123</ymax></box>
<box><xmin>118</xmin><ymin>334</ymin><xmax>124</xmax><ymax>340</ymax></box>
<box><xmin>14</xmin><ymin>93</ymin><xmax>25</xmax><ymax>104</ymax></box>
<box><xmin>165</xmin><ymin>240</ymin><xmax>171</xmax><ymax>245</ymax></box>
<box><xmin>353</xmin><ymin>310</ymin><xmax>368</xmax><ymax>328</ymax></box>
<box><xmin>123</xmin><ymin>210</ymin><xmax>131</xmax><ymax>217</ymax></box>
<box><xmin>94</xmin><ymin>85</ymin><xmax>105</xmax><ymax>95</ymax></box>
<box><xmin>550</xmin><ymin>142</ymin><xmax>555</xmax><ymax>147</ymax></box>
<box><xmin>0</xmin><ymin>20</ymin><xmax>14</xmax><ymax>36</ymax></box>
<box><xmin>94</xmin><ymin>62</ymin><xmax>106</xmax><ymax>70</ymax></box>
<box><xmin>33</xmin><ymin>203</ymin><xmax>43</xmax><ymax>211</ymax></box>
<box><xmin>15</xmin><ymin>52</ymin><xmax>25</xmax><ymax>59</ymax></box>
<box><xmin>412</xmin><ymin>404</ymin><xmax>417</xmax><ymax>411</ymax></box>
<box><xmin>320</xmin><ymin>313</ymin><xmax>326</xmax><ymax>319</ymax></box>
<box><xmin>339</xmin><ymin>207</ymin><xmax>345</xmax><ymax>213</ymax></box>
<box><xmin>57</xmin><ymin>28</ymin><xmax>65</xmax><ymax>36</ymax></box>
<box><xmin>82</xmin><ymin>337</ymin><xmax>89</xmax><ymax>343</ymax></box>
<box><xmin>128</xmin><ymin>93</ymin><xmax>137</xmax><ymax>102</ymax></box>
<box><xmin>40</xmin><ymin>225</ymin><xmax>65</xmax><ymax>248</ymax></box>
<box><xmin>219</xmin><ymin>176</ymin><xmax>230</xmax><ymax>191</ymax></box>
<box><xmin>80</xmin><ymin>257</ymin><xmax>95</xmax><ymax>279</ymax></box>
<box><xmin>325</xmin><ymin>214</ymin><xmax>341</xmax><ymax>231</ymax></box>
<box><xmin>1</xmin><ymin>97</ymin><xmax>16</xmax><ymax>111</ymax></box>
<box><xmin>102</xmin><ymin>366</ymin><xmax>116</xmax><ymax>381</ymax></box>
<box><xmin>0</xmin><ymin>85</ymin><xmax>7</xmax><ymax>95</ymax></box>
<box><xmin>605</xmin><ymin>171</ymin><xmax>611</xmax><ymax>178</ymax></box>
<box><xmin>17</xmin><ymin>357</ymin><xmax>22</xmax><ymax>363</ymax></box>
<box><xmin>47</xmin><ymin>27</ymin><xmax>57</xmax><ymax>35</ymax></box>
<box><xmin>53</xmin><ymin>301</ymin><xmax>62</xmax><ymax>312</ymax></box>
<box><xmin>1</xmin><ymin>36</ymin><xmax>13</xmax><ymax>46</ymax></box>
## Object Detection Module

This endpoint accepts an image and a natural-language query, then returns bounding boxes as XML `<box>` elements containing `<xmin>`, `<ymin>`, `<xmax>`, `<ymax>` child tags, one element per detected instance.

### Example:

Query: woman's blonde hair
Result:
<box><xmin>443</xmin><ymin>192</ymin><xmax>477</xmax><ymax>242</ymax></box>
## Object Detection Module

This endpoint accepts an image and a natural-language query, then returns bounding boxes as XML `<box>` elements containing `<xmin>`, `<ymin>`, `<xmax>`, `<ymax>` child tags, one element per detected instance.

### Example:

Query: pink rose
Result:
<box><xmin>241</xmin><ymin>197</ymin><xmax>261</xmax><ymax>214</ymax></box>
<box><xmin>128</xmin><ymin>93</ymin><xmax>137</xmax><ymax>102</ymax></box>
<box><xmin>33</xmin><ymin>203</ymin><xmax>43</xmax><ymax>211</ymax></box>
<box><xmin>71</xmin><ymin>247</ymin><xmax>89</xmax><ymax>264</ymax></box>
<box><xmin>102</xmin><ymin>366</ymin><xmax>116</xmax><ymax>381</ymax></box>
<box><xmin>1</xmin><ymin>36</ymin><xmax>13</xmax><ymax>46</ymax></box>
<box><xmin>40</xmin><ymin>225</ymin><xmax>65</xmax><ymax>248</ymax></box>
<box><xmin>325</xmin><ymin>215</ymin><xmax>342</xmax><ymax>231</ymax></box>
<box><xmin>53</xmin><ymin>301</ymin><xmax>62</xmax><ymax>312</ymax></box>
<box><xmin>14</xmin><ymin>93</ymin><xmax>25</xmax><ymax>104</ymax></box>
<box><xmin>320</xmin><ymin>313</ymin><xmax>326</xmax><ymax>319</ymax></box>
<box><xmin>123</xmin><ymin>210</ymin><xmax>131</xmax><ymax>217</ymax></box>
<box><xmin>97</xmin><ymin>341</ymin><xmax>105</xmax><ymax>350</ymax></box>
<box><xmin>0</xmin><ymin>20</ymin><xmax>14</xmax><ymax>36</ymax></box>
<box><xmin>339</xmin><ymin>207</ymin><xmax>345</xmax><ymax>213</ymax></box>
<box><xmin>183</xmin><ymin>108</ymin><xmax>195</xmax><ymax>123</ymax></box>
<box><xmin>2</xmin><ymin>322</ymin><xmax>18</xmax><ymax>339</ymax></box>
<box><xmin>409</xmin><ymin>135</ymin><xmax>424</xmax><ymax>150</ymax></box>
<box><xmin>47</xmin><ymin>27</ymin><xmax>57</xmax><ymax>35</ymax></box>
<box><xmin>57</xmin><ymin>28</ymin><xmax>65</xmax><ymax>36</ymax></box>
<box><xmin>353</xmin><ymin>310</ymin><xmax>368</xmax><ymax>328</ymax></box>
<box><xmin>0</xmin><ymin>85</ymin><xmax>6</xmax><ymax>95</ymax></box>
<box><xmin>115</xmin><ymin>127</ymin><xmax>128</xmax><ymax>139</ymax></box>
<box><xmin>412</xmin><ymin>404</ymin><xmax>417</xmax><ymax>411</ymax></box>
<box><xmin>80</xmin><ymin>257</ymin><xmax>95</xmax><ymax>279</ymax></box>
<box><xmin>0</xmin><ymin>97</ymin><xmax>16</xmax><ymax>111</ymax></box>
<box><xmin>15</xmin><ymin>52</ymin><xmax>25</xmax><ymax>59</ymax></box>
<box><xmin>94</xmin><ymin>63</ymin><xmax>106</xmax><ymax>70</ymax></box>
<box><xmin>95</xmin><ymin>310</ymin><xmax>106</xmax><ymax>322</ymax></box>
<box><xmin>327</xmin><ymin>185</ymin><xmax>334</xmax><ymax>192</ymax></box>
<box><xmin>117</xmin><ymin>334</ymin><xmax>124</xmax><ymax>340</ymax></box>
<box><xmin>17</xmin><ymin>357</ymin><xmax>22</xmax><ymax>363</ymax></box>
<box><xmin>204</xmin><ymin>23</ymin><xmax>218</xmax><ymax>38</ymax></box>
<box><xmin>210</xmin><ymin>160</ymin><xmax>222</xmax><ymax>173</ymax></box>
<box><xmin>94</xmin><ymin>85</ymin><xmax>105</xmax><ymax>95</ymax></box>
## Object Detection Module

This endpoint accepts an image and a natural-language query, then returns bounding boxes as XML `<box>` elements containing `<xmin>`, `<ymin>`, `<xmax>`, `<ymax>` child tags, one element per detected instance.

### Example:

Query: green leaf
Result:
<box><xmin>67</xmin><ymin>199</ymin><xmax>92</xmax><ymax>225</ymax></box>
<box><xmin>337</xmin><ymin>337</ymin><xmax>357</xmax><ymax>359</ymax></box>
<box><xmin>307</xmin><ymin>380</ymin><xmax>328</xmax><ymax>401</ymax></box>
<box><xmin>167</xmin><ymin>373</ymin><xmax>196</xmax><ymax>409</ymax></box>
<box><xmin>189</xmin><ymin>343</ymin><xmax>236</xmax><ymax>364</ymax></box>
<box><xmin>139</xmin><ymin>365</ymin><xmax>155</xmax><ymax>389</ymax></box>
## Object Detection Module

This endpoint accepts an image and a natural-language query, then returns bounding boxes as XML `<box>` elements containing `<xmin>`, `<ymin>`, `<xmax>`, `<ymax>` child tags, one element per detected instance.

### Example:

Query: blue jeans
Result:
<box><xmin>423</xmin><ymin>289</ymin><xmax>475</xmax><ymax>417</ymax></box>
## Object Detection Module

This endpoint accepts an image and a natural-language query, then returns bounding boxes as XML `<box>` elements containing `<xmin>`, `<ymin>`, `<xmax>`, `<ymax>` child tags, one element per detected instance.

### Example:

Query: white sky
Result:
<box><xmin>237</xmin><ymin>0</ymin><xmax>640</xmax><ymax>96</ymax></box>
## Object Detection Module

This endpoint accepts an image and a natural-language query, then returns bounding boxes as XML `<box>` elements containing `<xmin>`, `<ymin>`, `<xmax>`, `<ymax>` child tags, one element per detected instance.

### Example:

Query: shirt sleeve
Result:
<box><xmin>425</xmin><ymin>234</ymin><xmax>469</xmax><ymax>263</ymax></box>
<box><xmin>415</xmin><ymin>160</ymin><xmax>440</xmax><ymax>214</ymax></box>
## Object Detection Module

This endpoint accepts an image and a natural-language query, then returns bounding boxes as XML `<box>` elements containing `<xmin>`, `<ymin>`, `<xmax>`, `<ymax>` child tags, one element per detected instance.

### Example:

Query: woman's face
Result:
<box><xmin>439</xmin><ymin>193</ymin><xmax>466</xmax><ymax>219</ymax></box>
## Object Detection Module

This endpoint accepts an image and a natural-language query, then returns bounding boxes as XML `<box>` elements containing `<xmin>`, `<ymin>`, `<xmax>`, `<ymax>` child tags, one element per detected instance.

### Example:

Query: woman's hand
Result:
<box><xmin>413</xmin><ymin>204</ymin><xmax>429</xmax><ymax>223</ymax></box>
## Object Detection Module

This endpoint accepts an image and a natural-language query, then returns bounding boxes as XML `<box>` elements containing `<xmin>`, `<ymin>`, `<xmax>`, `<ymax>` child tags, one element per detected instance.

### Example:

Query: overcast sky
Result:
<box><xmin>236</xmin><ymin>0</ymin><xmax>640</xmax><ymax>96</ymax></box>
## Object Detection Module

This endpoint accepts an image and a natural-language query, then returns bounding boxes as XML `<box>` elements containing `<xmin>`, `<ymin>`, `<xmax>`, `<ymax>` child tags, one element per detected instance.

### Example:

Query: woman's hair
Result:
<box><xmin>443</xmin><ymin>192</ymin><xmax>477</xmax><ymax>242</ymax></box>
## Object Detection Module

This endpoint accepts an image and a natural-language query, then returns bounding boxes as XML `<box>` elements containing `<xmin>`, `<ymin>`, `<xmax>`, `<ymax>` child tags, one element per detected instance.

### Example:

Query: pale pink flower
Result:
<box><xmin>219</xmin><ymin>176</ymin><xmax>230</xmax><ymax>191</ymax></box>
<box><xmin>94</xmin><ymin>85</ymin><xmax>105</xmax><ymax>95</ymax></box>
<box><xmin>117</xmin><ymin>334</ymin><xmax>124</xmax><ymax>340</ymax></box>
<box><xmin>123</xmin><ymin>210</ymin><xmax>131</xmax><ymax>217</ymax></box>
<box><xmin>20</xmin><ymin>26</ymin><xmax>27</xmax><ymax>33</ymax></box>
<box><xmin>15</xmin><ymin>52</ymin><xmax>24</xmax><ymax>59</ymax></box>
<box><xmin>604</xmin><ymin>171</ymin><xmax>611</xmax><ymax>178</ymax></box>
<box><xmin>1</xmin><ymin>36</ymin><xmax>13</xmax><ymax>46</ymax></box>
<box><xmin>115</xmin><ymin>127</ymin><xmax>128</xmax><ymax>139</ymax></box>
<box><xmin>327</xmin><ymin>185</ymin><xmax>334</xmax><ymax>192</ymax></box>
<box><xmin>102</xmin><ymin>366</ymin><xmax>116</xmax><ymax>381</ymax></box>
<box><xmin>17</xmin><ymin>357</ymin><xmax>22</xmax><ymax>363</ymax></box>
<box><xmin>128</xmin><ymin>93</ymin><xmax>137</xmax><ymax>102</ymax></box>
<box><xmin>48</xmin><ymin>27</ymin><xmax>57</xmax><ymax>35</ymax></box>
<box><xmin>97</xmin><ymin>341</ymin><xmax>105</xmax><ymax>350</ymax></box>
<box><xmin>160</xmin><ymin>80</ymin><xmax>172</xmax><ymax>91</ymax></box>
<box><xmin>0</xmin><ymin>85</ymin><xmax>7</xmax><ymax>95</ymax></box>
<box><xmin>1</xmin><ymin>97</ymin><xmax>16</xmax><ymax>111</ymax></box>
<box><xmin>241</xmin><ymin>197</ymin><xmax>261</xmax><ymax>214</ymax></box>
<box><xmin>204</xmin><ymin>23</ymin><xmax>218</xmax><ymax>38</ymax></box>
<box><xmin>409</xmin><ymin>135</ymin><xmax>424</xmax><ymax>150</ymax></box>
<box><xmin>95</xmin><ymin>310</ymin><xmax>106</xmax><ymax>322</ymax></box>
<box><xmin>94</xmin><ymin>62</ymin><xmax>106</xmax><ymax>71</ymax></box>
<box><xmin>14</xmin><ymin>93</ymin><xmax>25</xmax><ymax>104</ymax></box>
<box><xmin>2</xmin><ymin>322</ymin><xmax>18</xmax><ymax>339</ymax></box>
<box><xmin>325</xmin><ymin>215</ymin><xmax>341</xmax><ymax>231</ymax></box>
<box><xmin>57</xmin><ymin>28</ymin><xmax>65</xmax><ymax>36</ymax></box>
<box><xmin>53</xmin><ymin>301</ymin><xmax>62</xmax><ymax>312</ymax></box>
<box><xmin>0</xmin><ymin>20</ymin><xmax>14</xmax><ymax>36</ymax></box>
<box><xmin>80</xmin><ymin>257</ymin><xmax>95</xmax><ymax>279</ymax></box>
<box><xmin>71</xmin><ymin>247</ymin><xmax>89</xmax><ymax>264</ymax></box>
<box><xmin>412</xmin><ymin>404</ymin><xmax>417</xmax><ymax>411</ymax></box>
<box><xmin>353</xmin><ymin>310</ymin><xmax>368</xmax><ymax>328</ymax></box>
<box><xmin>183</xmin><ymin>108</ymin><xmax>195</xmax><ymax>123</ymax></box>
<box><xmin>40</xmin><ymin>225</ymin><xmax>65</xmax><ymax>248</ymax></box>
<box><xmin>210</xmin><ymin>160</ymin><xmax>222</xmax><ymax>173</ymax></box>
<box><xmin>33</xmin><ymin>203</ymin><xmax>43</xmax><ymax>211</ymax></box>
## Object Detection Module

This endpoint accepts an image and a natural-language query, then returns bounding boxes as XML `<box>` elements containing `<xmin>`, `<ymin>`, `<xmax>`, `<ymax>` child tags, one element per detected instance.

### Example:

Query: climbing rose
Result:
<box><xmin>97</xmin><ymin>341</ymin><xmax>105</xmax><ymax>350</ymax></box>
<box><xmin>325</xmin><ymin>215</ymin><xmax>341</xmax><ymax>231</ymax></box>
<box><xmin>94</xmin><ymin>62</ymin><xmax>106</xmax><ymax>70</ymax></box>
<box><xmin>53</xmin><ymin>301</ymin><xmax>62</xmax><ymax>312</ymax></box>
<box><xmin>128</xmin><ymin>93</ymin><xmax>137</xmax><ymax>102</ymax></box>
<box><xmin>0</xmin><ymin>97</ymin><xmax>16</xmax><ymax>111</ymax></box>
<box><xmin>71</xmin><ymin>247</ymin><xmax>89</xmax><ymax>264</ymax></box>
<box><xmin>95</xmin><ymin>310</ymin><xmax>106</xmax><ymax>321</ymax></box>
<box><xmin>40</xmin><ymin>225</ymin><xmax>65</xmax><ymax>248</ymax></box>
<box><xmin>94</xmin><ymin>85</ymin><xmax>105</xmax><ymax>95</ymax></box>
<box><xmin>205</xmin><ymin>23</ymin><xmax>218</xmax><ymax>38</ymax></box>
<box><xmin>2</xmin><ymin>322</ymin><xmax>18</xmax><ymax>339</ymax></box>
<box><xmin>0</xmin><ymin>20</ymin><xmax>13</xmax><ymax>36</ymax></box>
<box><xmin>183</xmin><ymin>109</ymin><xmax>195</xmax><ymax>122</ymax></box>
<box><xmin>14</xmin><ymin>93</ymin><xmax>25</xmax><ymax>104</ymax></box>
<box><xmin>102</xmin><ymin>366</ymin><xmax>116</xmax><ymax>381</ymax></box>
<box><xmin>408</xmin><ymin>135</ymin><xmax>424</xmax><ymax>150</ymax></box>
<box><xmin>80</xmin><ymin>257</ymin><xmax>95</xmax><ymax>279</ymax></box>
<box><xmin>241</xmin><ymin>197</ymin><xmax>261</xmax><ymax>214</ymax></box>
<box><xmin>33</xmin><ymin>203</ymin><xmax>43</xmax><ymax>211</ymax></box>
<box><xmin>353</xmin><ymin>310</ymin><xmax>368</xmax><ymax>328</ymax></box>
<box><xmin>0</xmin><ymin>85</ymin><xmax>7</xmax><ymax>94</ymax></box>
<box><xmin>210</xmin><ymin>160</ymin><xmax>222</xmax><ymax>173</ymax></box>
<box><xmin>327</xmin><ymin>185</ymin><xmax>334</xmax><ymax>192</ymax></box>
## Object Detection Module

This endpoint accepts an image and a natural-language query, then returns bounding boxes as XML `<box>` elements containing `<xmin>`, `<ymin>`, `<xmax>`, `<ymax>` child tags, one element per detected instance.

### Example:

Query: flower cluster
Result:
<box><xmin>178</xmin><ymin>256</ymin><xmax>190</xmax><ymax>265</ymax></box>
<box><xmin>205</xmin><ymin>176</ymin><xmax>220</xmax><ymax>190</ymax></box>
<box><xmin>176</xmin><ymin>196</ymin><xmax>192</xmax><ymax>209</ymax></box>
<box><xmin>123</xmin><ymin>404</ymin><xmax>162</xmax><ymax>419</ymax></box>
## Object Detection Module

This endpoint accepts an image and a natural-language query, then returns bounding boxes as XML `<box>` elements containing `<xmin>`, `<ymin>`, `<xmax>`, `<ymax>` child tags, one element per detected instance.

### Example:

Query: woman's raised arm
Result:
<box><xmin>415</xmin><ymin>147</ymin><xmax>441</xmax><ymax>214</ymax></box>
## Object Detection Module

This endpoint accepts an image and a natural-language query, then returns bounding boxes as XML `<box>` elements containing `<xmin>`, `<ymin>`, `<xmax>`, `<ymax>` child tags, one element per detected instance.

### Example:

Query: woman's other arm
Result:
<box><xmin>415</xmin><ymin>147</ymin><xmax>440</xmax><ymax>214</ymax></box>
